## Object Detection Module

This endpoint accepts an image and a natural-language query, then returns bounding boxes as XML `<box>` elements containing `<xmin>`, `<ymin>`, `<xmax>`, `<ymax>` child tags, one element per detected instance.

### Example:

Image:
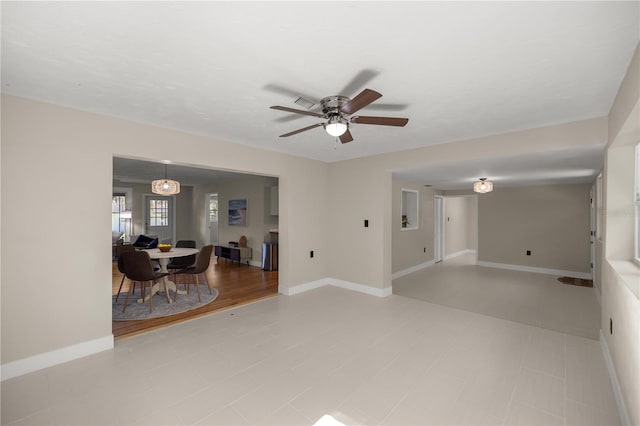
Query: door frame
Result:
<box><xmin>590</xmin><ymin>185</ymin><xmax>596</xmax><ymax>280</ymax></box>
<box><xmin>434</xmin><ymin>195</ymin><xmax>445</xmax><ymax>263</ymax></box>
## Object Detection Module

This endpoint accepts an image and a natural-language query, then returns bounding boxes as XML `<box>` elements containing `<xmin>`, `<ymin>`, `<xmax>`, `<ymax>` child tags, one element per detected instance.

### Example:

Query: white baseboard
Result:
<box><xmin>476</xmin><ymin>261</ymin><xmax>591</xmax><ymax>280</ymax></box>
<box><xmin>1</xmin><ymin>334</ymin><xmax>114</xmax><ymax>381</ymax></box>
<box><xmin>599</xmin><ymin>330</ymin><xmax>631</xmax><ymax>426</ymax></box>
<box><xmin>279</xmin><ymin>279</ymin><xmax>327</xmax><ymax>296</ymax></box>
<box><xmin>392</xmin><ymin>260</ymin><xmax>435</xmax><ymax>280</ymax></box>
<box><xmin>281</xmin><ymin>278</ymin><xmax>392</xmax><ymax>298</ymax></box>
<box><xmin>327</xmin><ymin>278</ymin><xmax>393</xmax><ymax>297</ymax></box>
<box><xmin>444</xmin><ymin>249</ymin><xmax>476</xmax><ymax>261</ymax></box>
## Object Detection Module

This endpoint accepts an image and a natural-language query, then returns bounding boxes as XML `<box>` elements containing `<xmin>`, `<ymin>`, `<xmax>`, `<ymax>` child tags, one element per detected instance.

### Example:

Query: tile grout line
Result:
<box><xmin>501</xmin><ymin>328</ymin><xmax>531</xmax><ymax>425</ymax></box>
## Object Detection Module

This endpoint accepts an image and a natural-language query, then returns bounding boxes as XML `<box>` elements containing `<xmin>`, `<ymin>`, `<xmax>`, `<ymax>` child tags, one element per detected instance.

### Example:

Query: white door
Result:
<box><xmin>144</xmin><ymin>195</ymin><xmax>175</xmax><ymax>243</ymax></box>
<box><xmin>206</xmin><ymin>193</ymin><xmax>219</xmax><ymax>245</ymax></box>
<box><xmin>434</xmin><ymin>196</ymin><xmax>444</xmax><ymax>263</ymax></box>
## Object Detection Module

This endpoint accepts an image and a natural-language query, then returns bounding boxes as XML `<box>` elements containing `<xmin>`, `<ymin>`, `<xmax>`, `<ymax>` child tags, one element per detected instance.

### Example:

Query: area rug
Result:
<box><xmin>112</xmin><ymin>285</ymin><xmax>219</xmax><ymax>321</ymax></box>
<box><xmin>558</xmin><ymin>276</ymin><xmax>593</xmax><ymax>288</ymax></box>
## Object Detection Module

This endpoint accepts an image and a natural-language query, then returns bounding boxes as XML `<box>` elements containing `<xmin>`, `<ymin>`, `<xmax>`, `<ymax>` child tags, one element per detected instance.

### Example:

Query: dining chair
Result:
<box><xmin>167</xmin><ymin>239</ymin><xmax>197</xmax><ymax>272</ymax></box>
<box><xmin>114</xmin><ymin>244</ymin><xmax>136</xmax><ymax>302</ymax></box>
<box><xmin>121</xmin><ymin>250</ymin><xmax>170</xmax><ymax>313</ymax></box>
<box><xmin>173</xmin><ymin>244</ymin><xmax>214</xmax><ymax>303</ymax></box>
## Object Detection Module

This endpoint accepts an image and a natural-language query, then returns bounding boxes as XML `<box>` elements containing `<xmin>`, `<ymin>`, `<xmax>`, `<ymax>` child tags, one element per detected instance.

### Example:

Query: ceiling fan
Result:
<box><xmin>270</xmin><ymin>88</ymin><xmax>409</xmax><ymax>144</ymax></box>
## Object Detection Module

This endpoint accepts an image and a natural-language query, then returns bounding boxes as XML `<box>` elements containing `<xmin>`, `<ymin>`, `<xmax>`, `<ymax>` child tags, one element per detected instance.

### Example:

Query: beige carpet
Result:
<box><xmin>392</xmin><ymin>254</ymin><xmax>600</xmax><ymax>339</ymax></box>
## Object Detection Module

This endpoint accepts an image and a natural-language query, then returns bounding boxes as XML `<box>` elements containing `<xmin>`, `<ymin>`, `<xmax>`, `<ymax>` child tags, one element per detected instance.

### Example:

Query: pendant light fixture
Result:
<box><xmin>151</xmin><ymin>163</ymin><xmax>180</xmax><ymax>195</ymax></box>
<box><xmin>473</xmin><ymin>178</ymin><xmax>493</xmax><ymax>194</ymax></box>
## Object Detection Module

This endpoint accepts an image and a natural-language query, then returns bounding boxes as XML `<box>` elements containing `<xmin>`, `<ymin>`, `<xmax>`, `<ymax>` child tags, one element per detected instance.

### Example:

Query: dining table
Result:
<box><xmin>137</xmin><ymin>247</ymin><xmax>200</xmax><ymax>304</ymax></box>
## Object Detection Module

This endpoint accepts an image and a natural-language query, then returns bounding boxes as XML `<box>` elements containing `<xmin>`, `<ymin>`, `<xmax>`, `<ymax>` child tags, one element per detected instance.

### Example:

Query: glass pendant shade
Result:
<box><xmin>325</xmin><ymin>117</ymin><xmax>348</xmax><ymax>137</ymax></box>
<box><xmin>473</xmin><ymin>178</ymin><xmax>493</xmax><ymax>193</ymax></box>
<box><xmin>151</xmin><ymin>164</ymin><xmax>180</xmax><ymax>195</ymax></box>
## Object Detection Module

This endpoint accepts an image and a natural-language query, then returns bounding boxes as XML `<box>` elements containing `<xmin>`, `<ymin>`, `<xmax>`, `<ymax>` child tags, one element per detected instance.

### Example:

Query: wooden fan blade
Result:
<box><xmin>351</xmin><ymin>116</ymin><xmax>409</xmax><ymax>127</ymax></box>
<box><xmin>340</xmin><ymin>89</ymin><xmax>382</xmax><ymax>115</ymax></box>
<box><xmin>339</xmin><ymin>129</ymin><xmax>354</xmax><ymax>144</ymax></box>
<box><xmin>270</xmin><ymin>106</ymin><xmax>324</xmax><ymax>118</ymax></box>
<box><xmin>279</xmin><ymin>123</ymin><xmax>324</xmax><ymax>137</ymax></box>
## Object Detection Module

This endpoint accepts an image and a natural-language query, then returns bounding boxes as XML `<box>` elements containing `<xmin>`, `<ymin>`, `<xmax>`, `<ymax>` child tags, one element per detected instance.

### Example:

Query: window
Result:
<box><xmin>111</xmin><ymin>194</ymin><xmax>130</xmax><ymax>240</ymax></box>
<box><xmin>401</xmin><ymin>188</ymin><xmax>419</xmax><ymax>230</ymax></box>
<box><xmin>149</xmin><ymin>199</ymin><xmax>169</xmax><ymax>227</ymax></box>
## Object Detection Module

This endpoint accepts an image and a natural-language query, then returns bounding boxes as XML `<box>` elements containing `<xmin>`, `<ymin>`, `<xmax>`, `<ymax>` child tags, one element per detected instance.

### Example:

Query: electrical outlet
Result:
<box><xmin>424</xmin><ymin>247</ymin><xmax>426</xmax><ymax>253</ymax></box>
<box><xmin>526</xmin><ymin>250</ymin><xmax>531</xmax><ymax>256</ymax></box>
<box><xmin>610</xmin><ymin>318</ymin><xmax>613</xmax><ymax>335</ymax></box>
<box><xmin>364</xmin><ymin>219</ymin><xmax>369</xmax><ymax>228</ymax></box>
<box><xmin>310</xmin><ymin>250</ymin><xmax>314</xmax><ymax>258</ymax></box>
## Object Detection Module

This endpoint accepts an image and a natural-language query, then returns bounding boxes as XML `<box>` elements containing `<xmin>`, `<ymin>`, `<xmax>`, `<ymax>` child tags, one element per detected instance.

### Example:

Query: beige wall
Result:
<box><xmin>477</xmin><ymin>183</ymin><xmax>591</xmax><ymax>273</ymax></box>
<box><xmin>601</xmin><ymin>43</ymin><xmax>640</xmax><ymax>426</ymax></box>
<box><xmin>193</xmin><ymin>175</ymin><xmax>278</xmax><ymax>263</ymax></box>
<box><xmin>0</xmin><ymin>94</ymin><xmax>329</xmax><ymax>365</ymax></box>
<box><xmin>468</xmin><ymin>196</ymin><xmax>478</xmax><ymax>250</ymax></box>
<box><xmin>392</xmin><ymin>181</ymin><xmax>437</xmax><ymax>273</ymax></box>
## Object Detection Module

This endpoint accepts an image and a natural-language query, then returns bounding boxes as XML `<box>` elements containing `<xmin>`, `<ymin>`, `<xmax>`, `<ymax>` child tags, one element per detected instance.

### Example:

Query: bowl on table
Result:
<box><xmin>158</xmin><ymin>243</ymin><xmax>172</xmax><ymax>252</ymax></box>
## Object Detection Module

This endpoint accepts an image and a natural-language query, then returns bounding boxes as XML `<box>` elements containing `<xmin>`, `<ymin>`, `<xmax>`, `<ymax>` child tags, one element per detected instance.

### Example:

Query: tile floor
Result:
<box><xmin>393</xmin><ymin>254</ymin><xmax>601</xmax><ymax>340</ymax></box>
<box><xmin>2</xmin><ymin>286</ymin><xmax>619</xmax><ymax>425</ymax></box>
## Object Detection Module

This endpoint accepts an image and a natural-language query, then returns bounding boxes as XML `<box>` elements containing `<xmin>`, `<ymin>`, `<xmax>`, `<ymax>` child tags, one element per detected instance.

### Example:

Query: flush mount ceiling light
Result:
<box><xmin>473</xmin><ymin>178</ymin><xmax>493</xmax><ymax>194</ymax></box>
<box><xmin>324</xmin><ymin>115</ymin><xmax>348</xmax><ymax>137</ymax></box>
<box><xmin>151</xmin><ymin>163</ymin><xmax>180</xmax><ymax>195</ymax></box>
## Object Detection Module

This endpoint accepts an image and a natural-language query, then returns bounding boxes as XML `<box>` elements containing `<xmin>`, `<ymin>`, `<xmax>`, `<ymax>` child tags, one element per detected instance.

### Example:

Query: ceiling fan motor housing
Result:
<box><xmin>321</xmin><ymin>95</ymin><xmax>351</xmax><ymax>119</ymax></box>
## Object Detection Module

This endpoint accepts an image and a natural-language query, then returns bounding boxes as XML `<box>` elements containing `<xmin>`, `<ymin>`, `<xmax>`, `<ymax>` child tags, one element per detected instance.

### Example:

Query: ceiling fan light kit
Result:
<box><xmin>325</xmin><ymin>116</ymin><xmax>348</xmax><ymax>137</ymax></box>
<box><xmin>270</xmin><ymin>88</ymin><xmax>409</xmax><ymax>144</ymax></box>
<box><xmin>473</xmin><ymin>178</ymin><xmax>493</xmax><ymax>194</ymax></box>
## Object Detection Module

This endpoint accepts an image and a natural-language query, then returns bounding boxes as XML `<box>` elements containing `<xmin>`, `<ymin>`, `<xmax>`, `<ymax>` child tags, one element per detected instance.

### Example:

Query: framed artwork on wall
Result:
<box><xmin>228</xmin><ymin>198</ymin><xmax>248</xmax><ymax>226</ymax></box>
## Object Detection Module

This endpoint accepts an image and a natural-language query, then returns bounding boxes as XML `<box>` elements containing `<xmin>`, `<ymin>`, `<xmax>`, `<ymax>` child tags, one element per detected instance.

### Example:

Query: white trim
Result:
<box><xmin>444</xmin><ymin>249</ymin><xmax>476</xmax><ymax>261</ymax></box>
<box><xmin>599</xmin><ymin>330</ymin><xmax>631</xmax><ymax>426</ymax></box>
<box><xmin>280</xmin><ymin>278</ymin><xmax>392</xmax><ymax>298</ymax></box>
<box><xmin>279</xmin><ymin>279</ymin><xmax>327</xmax><ymax>296</ymax></box>
<box><xmin>1</xmin><ymin>335</ymin><xmax>114</xmax><ymax>381</ymax></box>
<box><xmin>434</xmin><ymin>195</ymin><xmax>445</xmax><ymax>263</ymax></box>
<box><xmin>476</xmin><ymin>260</ymin><xmax>592</xmax><ymax>279</ymax></box>
<box><xmin>327</xmin><ymin>278</ymin><xmax>392</xmax><ymax>297</ymax></box>
<box><xmin>593</xmin><ymin>284</ymin><xmax>602</xmax><ymax>305</ymax></box>
<box><xmin>392</xmin><ymin>260</ymin><xmax>435</xmax><ymax>280</ymax></box>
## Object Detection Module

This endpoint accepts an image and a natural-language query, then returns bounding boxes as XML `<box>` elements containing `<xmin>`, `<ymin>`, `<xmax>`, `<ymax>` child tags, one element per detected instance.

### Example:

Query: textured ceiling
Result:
<box><xmin>2</xmin><ymin>2</ymin><xmax>639</xmax><ymax>187</ymax></box>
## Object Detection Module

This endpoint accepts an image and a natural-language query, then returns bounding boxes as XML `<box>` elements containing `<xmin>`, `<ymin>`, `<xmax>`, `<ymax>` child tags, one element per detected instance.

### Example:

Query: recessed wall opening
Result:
<box><xmin>111</xmin><ymin>156</ymin><xmax>279</xmax><ymax>338</ymax></box>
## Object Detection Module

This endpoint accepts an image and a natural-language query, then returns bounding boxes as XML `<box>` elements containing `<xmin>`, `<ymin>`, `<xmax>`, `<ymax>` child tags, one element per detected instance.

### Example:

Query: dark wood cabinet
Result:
<box><xmin>215</xmin><ymin>245</ymin><xmax>252</xmax><ymax>265</ymax></box>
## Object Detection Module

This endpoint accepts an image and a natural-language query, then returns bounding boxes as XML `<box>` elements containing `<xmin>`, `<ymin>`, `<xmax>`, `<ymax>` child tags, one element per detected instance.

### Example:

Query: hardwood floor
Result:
<box><xmin>112</xmin><ymin>256</ymin><xmax>279</xmax><ymax>339</ymax></box>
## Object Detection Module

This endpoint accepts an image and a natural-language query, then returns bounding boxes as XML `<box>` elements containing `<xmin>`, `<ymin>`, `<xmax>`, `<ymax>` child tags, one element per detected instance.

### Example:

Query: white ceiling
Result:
<box><xmin>2</xmin><ymin>2</ymin><xmax>639</xmax><ymax>188</ymax></box>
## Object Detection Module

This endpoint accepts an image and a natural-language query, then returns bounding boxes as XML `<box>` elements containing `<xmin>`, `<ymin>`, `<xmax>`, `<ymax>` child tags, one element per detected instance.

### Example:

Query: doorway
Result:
<box><xmin>434</xmin><ymin>196</ymin><xmax>444</xmax><ymax>263</ymax></box>
<box><xmin>143</xmin><ymin>194</ymin><xmax>176</xmax><ymax>243</ymax></box>
<box><xmin>206</xmin><ymin>193</ymin><xmax>219</xmax><ymax>245</ymax></box>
